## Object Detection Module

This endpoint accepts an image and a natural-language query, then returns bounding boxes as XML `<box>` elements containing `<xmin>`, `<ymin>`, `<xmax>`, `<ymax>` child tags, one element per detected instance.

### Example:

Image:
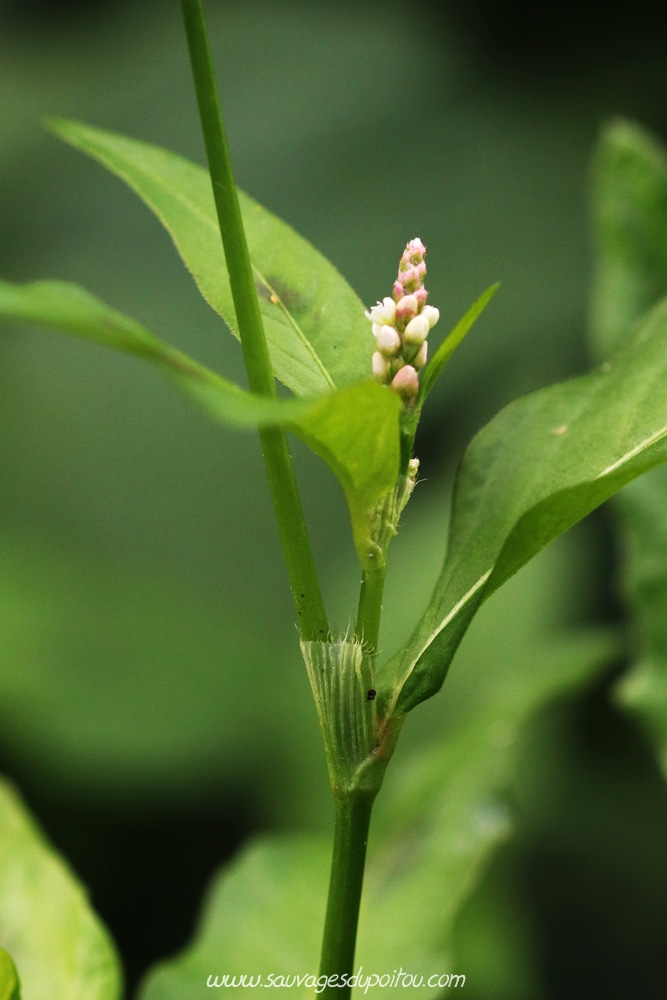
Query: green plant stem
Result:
<box><xmin>355</xmin><ymin>565</ymin><xmax>387</xmax><ymax>655</ymax></box>
<box><xmin>180</xmin><ymin>0</ymin><xmax>327</xmax><ymax>640</ymax></box>
<box><xmin>319</xmin><ymin>792</ymin><xmax>375</xmax><ymax>995</ymax></box>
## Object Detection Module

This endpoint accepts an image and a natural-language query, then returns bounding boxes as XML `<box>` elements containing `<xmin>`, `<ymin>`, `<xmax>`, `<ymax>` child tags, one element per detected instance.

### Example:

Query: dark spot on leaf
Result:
<box><xmin>366</xmin><ymin>689</ymin><xmax>377</xmax><ymax>701</ymax></box>
<box><xmin>266</xmin><ymin>275</ymin><xmax>303</xmax><ymax>312</ymax></box>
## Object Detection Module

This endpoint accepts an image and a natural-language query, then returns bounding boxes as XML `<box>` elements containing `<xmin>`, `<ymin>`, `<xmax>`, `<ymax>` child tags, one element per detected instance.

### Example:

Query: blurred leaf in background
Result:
<box><xmin>589</xmin><ymin>120</ymin><xmax>667</xmax><ymax>777</ymax></box>
<box><xmin>0</xmin><ymin>777</ymin><xmax>122</xmax><ymax>1000</ymax></box>
<box><xmin>0</xmin><ymin>0</ymin><xmax>638</xmax><ymax>809</ymax></box>
<box><xmin>3</xmin><ymin>0</ymin><xmax>667</xmax><ymax>994</ymax></box>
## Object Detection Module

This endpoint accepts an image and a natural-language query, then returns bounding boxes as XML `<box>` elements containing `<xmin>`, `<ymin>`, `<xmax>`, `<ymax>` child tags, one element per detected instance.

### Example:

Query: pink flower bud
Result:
<box><xmin>400</xmin><ymin>266</ymin><xmax>426</xmax><ymax>293</ymax></box>
<box><xmin>372</xmin><ymin>351</ymin><xmax>390</xmax><ymax>382</ymax></box>
<box><xmin>422</xmin><ymin>305</ymin><xmax>440</xmax><ymax>328</ymax></box>
<box><xmin>405</xmin><ymin>238</ymin><xmax>426</xmax><ymax>264</ymax></box>
<box><xmin>414</xmin><ymin>287</ymin><xmax>428</xmax><ymax>310</ymax></box>
<box><xmin>376</xmin><ymin>326</ymin><xmax>401</xmax><ymax>356</ymax></box>
<box><xmin>400</xmin><ymin>269</ymin><xmax>418</xmax><ymax>292</ymax></box>
<box><xmin>404</xmin><ymin>314</ymin><xmax>430</xmax><ymax>345</ymax></box>
<box><xmin>391</xmin><ymin>364</ymin><xmax>419</xmax><ymax>400</ymax></box>
<box><xmin>414</xmin><ymin>340</ymin><xmax>428</xmax><ymax>370</ymax></box>
<box><xmin>367</xmin><ymin>239</ymin><xmax>437</xmax><ymax>387</ymax></box>
<box><xmin>395</xmin><ymin>294</ymin><xmax>419</xmax><ymax>324</ymax></box>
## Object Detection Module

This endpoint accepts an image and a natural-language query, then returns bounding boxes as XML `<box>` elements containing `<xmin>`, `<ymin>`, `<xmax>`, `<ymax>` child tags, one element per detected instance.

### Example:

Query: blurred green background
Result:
<box><xmin>2</xmin><ymin>0</ymin><xmax>667</xmax><ymax>995</ymax></box>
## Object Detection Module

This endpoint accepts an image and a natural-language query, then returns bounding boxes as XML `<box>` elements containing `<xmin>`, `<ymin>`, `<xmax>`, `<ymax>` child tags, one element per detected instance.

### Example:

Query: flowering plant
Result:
<box><xmin>2</xmin><ymin>3</ymin><xmax>667</xmax><ymax>997</ymax></box>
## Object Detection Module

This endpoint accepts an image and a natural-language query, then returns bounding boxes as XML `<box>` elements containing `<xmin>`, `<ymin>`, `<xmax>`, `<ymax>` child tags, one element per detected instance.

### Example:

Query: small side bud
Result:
<box><xmin>414</xmin><ymin>287</ymin><xmax>428</xmax><ymax>309</ymax></box>
<box><xmin>372</xmin><ymin>351</ymin><xmax>390</xmax><ymax>382</ymax></box>
<box><xmin>393</xmin><ymin>280</ymin><xmax>405</xmax><ymax>301</ymax></box>
<box><xmin>391</xmin><ymin>364</ymin><xmax>419</xmax><ymax>400</ymax></box>
<box><xmin>389</xmin><ymin>357</ymin><xmax>405</xmax><ymax>379</ymax></box>
<box><xmin>413</xmin><ymin>340</ymin><xmax>428</xmax><ymax>370</ymax></box>
<box><xmin>422</xmin><ymin>304</ymin><xmax>440</xmax><ymax>328</ymax></box>
<box><xmin>407</xmin><ymin>457</ymin><xmax>420</xmax><ymax>480</ymax></box>
<box><xmin>403</xmin><ymin>314</ymin><xmax>430</xmax><ymax>345</ymax></box>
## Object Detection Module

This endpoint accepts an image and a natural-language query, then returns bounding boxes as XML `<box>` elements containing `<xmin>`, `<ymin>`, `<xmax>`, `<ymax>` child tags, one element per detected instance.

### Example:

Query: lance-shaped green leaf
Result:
<box><xmin>589</xmin><ymin>120</ymin><xmax>667</xmax><ymax>777</ymax></box>
<box><xmin>0</xmin><ymin>280</ymin><xmax>400</xmax><ymax>562</ymax></box>
<box><xmin>0</xmin><ymin>777</ymin><xmax>122</xmax><ymax>1000</ymax></box>
<box><xmin>418</xmin><ymin>283</ymin><xmax>499</xmax><ymax>404</ymax></box>
<box><xmin>47</xmin><ymin>118</ymin><xmax>372</xmax><ymax>397</ymax></box>
<box><xmin>0</xmin><ymin>951</ymin><xmax>21</xmax><ymax>1000</ymax></box>
<box><xmin>379</xmin><ymin>295</ymin><xmax>667</xmax><ymax>716</ymax></box>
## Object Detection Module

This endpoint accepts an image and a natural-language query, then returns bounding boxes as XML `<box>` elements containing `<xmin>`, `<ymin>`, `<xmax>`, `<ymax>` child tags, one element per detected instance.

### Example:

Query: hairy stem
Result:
<box><xmin>319</xmin><ymin>792</ymin><xmax>375</xmax><ymax>995</ymax></box>
<box><xmin>180</xmin><ymin>0</ymin><xmax>327</xmax><ymax>639</ymax></box>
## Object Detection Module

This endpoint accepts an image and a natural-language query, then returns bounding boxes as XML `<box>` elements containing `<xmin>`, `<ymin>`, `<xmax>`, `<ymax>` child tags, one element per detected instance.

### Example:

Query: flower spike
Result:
<box><xmin>367</xmin><ymin>238</ymin><xmax>439</xmax><ymax>404</ymax></box>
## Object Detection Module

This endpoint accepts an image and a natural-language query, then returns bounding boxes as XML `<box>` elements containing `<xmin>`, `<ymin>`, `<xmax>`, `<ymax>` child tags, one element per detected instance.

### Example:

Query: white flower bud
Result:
<box><xmin>372</xmin><ymin>351</ymin><xmax>389</xmax><ymax>382</ymax></box>
<box><xmin>414</xmin><ymin>340</ymin><xmax>428</xmax><ymax>370</ymax></box>
<box><xmin>422</xmin><ymin>305</ymin><xmax>440</xmax><ymax>329</ymax></box>
<box><xmin>366</xmin><ymin>238</ymin><xmax>438</xmax><ymax>391</ymax></box>
<box><xmin>403</xmin><ymin>314</ymin><xmax>430</xmax><ymax>345</ymax></box>
<box><xmin>376</xmin><ymin>326</ymin><xmax>401</xmax><ymax>356</ymax></box>
<box><xmin>407</xmin><ymin>457</ymin><xmax>420</xmax><ymax>479</ymax></box>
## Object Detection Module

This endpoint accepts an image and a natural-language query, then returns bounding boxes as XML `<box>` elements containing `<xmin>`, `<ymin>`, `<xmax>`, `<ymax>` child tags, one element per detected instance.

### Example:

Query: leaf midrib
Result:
<box><xmin>390</xmin><ymin>417</ymin><xmax>667</xmax><ymax>711</ymax></box>
<box><xmin>81</xmin><ymin>133</ymin><xmax>337</xmax><ymax>392</ymax></box>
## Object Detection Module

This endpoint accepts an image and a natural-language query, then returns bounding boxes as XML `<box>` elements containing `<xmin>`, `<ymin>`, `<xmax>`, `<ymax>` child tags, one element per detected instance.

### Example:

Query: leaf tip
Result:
<box><xmin>42</xmin><ymin>115</ymin><xmax>68</xmax><ymax>137</ymax></box>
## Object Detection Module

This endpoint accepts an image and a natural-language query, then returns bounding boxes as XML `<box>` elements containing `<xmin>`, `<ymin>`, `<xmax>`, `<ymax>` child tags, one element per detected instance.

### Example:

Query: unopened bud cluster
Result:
<box><xmin>366</xmin><ymin>238</ymin><xmax>439</xmax><ymax>403</ymax></box>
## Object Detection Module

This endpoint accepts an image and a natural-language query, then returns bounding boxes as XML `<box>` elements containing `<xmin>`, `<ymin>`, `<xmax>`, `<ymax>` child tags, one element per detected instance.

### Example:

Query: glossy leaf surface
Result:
<box><xmin>0</xmin><ymin>778</ymin><xmax>121</xmax><ymax>1000</ymax></box>
<box><xmin>48</xmin><ymin>119</ymin><xmax>372</xmax><ymax>396</ymax></box>
<box><xmin>0</xmin><ymin>280</ymin><xmax>400</xmax><ymax>561</ymax></box>
<box><xmin>380</xmin><ymin>295</ymin><xmax>667</xmax><ymax>715</ymax></box>
<box><xmin>589</xmin><ymin>120</ymin><xmax>667</xmax><ymax>773</ymax></box>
